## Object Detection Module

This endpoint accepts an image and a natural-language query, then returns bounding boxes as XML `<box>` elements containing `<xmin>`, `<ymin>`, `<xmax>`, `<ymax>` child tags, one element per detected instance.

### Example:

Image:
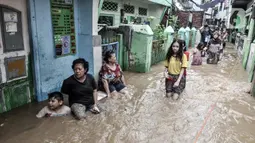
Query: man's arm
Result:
<box><xmin>91</xmin><ymin>75</ymin><xmax>99</xmax><ymax>106</ymax></box>
<box><xmin>119</xmin><ymin>66</ymin><xmax>126</xmax><ymax>86</ymax></box>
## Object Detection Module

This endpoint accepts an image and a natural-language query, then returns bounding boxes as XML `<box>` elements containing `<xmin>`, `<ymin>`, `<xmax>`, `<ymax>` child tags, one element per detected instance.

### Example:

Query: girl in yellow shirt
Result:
<box><xmin>164</xmin><ymin>39</ymin><xmax>188</xmax><ymax>100</ymax></box>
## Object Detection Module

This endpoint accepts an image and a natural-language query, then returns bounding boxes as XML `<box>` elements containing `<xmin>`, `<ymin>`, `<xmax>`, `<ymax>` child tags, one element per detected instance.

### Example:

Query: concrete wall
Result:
<box><xmin>0</xmin><ymin>0</ymin><xmax>30</xmax><ymax>84</ymax></box>
<box><xmin>29</xmin><ymin>0</ymin><xmax>98</xmax><ymax>101</ymax></box>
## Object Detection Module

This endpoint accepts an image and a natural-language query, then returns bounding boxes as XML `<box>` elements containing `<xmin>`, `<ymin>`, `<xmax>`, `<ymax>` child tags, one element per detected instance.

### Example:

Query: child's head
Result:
<box><xmin>48</xmin><ymin>92</ymin><xmax>64</xmax><ymax>110</ymax></box>
<box><xmin>204</xmin><ymin>25</ymin><xmax>209</xmax><ymax>32</ymax></box>
<box><xmin>166</xmin><ymin>39</ymin><xmax>183</xmax><ymax>61</ymax></box>
<box><xmin>213</xmin><ymin>32</ymin><xmax>219</xmax><ymax>39</ymax></box>
<box><xmin>196</xmin><ymin>42</ymin><xmax>204</xmax><ymax>51</ymax></box>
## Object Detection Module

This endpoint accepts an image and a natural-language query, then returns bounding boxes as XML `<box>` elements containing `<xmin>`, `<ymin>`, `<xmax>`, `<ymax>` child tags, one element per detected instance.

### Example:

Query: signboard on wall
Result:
<box><xmin>50</xmin><ymin>0</ymin><xmax>76</xmax><ymax>57</ymax></box>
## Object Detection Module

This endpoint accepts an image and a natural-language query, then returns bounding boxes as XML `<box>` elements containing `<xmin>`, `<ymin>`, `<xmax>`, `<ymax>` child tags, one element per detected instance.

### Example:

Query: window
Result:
<box><xmin>98</xmin><ymin>15</ymin><xmax>114</xmax><ymax>26</ymax></box>
<box><xmin>124</xmin><ymin>4</ymin><xmax>135</xmax><ymax>14</ymax></box>
<box><xmin>139</xmin><ymin>7</ymin><xmax>147</xmax><ymax>16</ymax></box>
<box><xmin>102</xmin><ymin>1</ymin><xmax>118</xmax><ymax>12</ymax></box>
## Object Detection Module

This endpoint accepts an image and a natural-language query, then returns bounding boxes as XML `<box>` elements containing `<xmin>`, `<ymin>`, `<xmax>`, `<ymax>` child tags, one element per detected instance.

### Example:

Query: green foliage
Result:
<box><xmin>153</xmin><ymin>25</ymin><xmax>165</xmax><ymax>41</ymax></box>
<box><xmin>168</xmin><ymin>15</ymin><xmax>180</xmax><ymax>31</ymax></box>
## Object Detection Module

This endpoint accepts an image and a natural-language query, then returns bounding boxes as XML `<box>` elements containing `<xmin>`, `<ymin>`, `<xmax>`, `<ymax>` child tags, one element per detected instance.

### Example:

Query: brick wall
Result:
<box><xmin>177</xmin><ymin>11</ymin><xmax>204</xmax><ymax>28</ymax></box>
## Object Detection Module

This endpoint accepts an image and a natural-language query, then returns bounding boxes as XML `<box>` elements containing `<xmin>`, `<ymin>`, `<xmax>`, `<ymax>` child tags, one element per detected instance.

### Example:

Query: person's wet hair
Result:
<box><xmin>180</xmin><ymin>40</ymin><xmax>187</xmax><ymax>52</ymax></box>
<box><xmin>166</xmin><ymin>39</ymin><xmax>183</xmax><ymax>62</ymax></box>
<box><xmin>197</xmin><ymin>42</ymin><xmax>204</xmax><ymax>51</ymax></box>
<box><xmin>48</xmin><ymin>92</ymin><xmax>64</xmax><ymax>101</ymax></box>
<box><xmin>104</xmin><ymin>50</ymin><xmax>115</xmax><ymax>63</ymax></box>
<box><xmin>72</xmin><ymin>58</ymin><xmax>89</xmax><ymax>73</ymax></box>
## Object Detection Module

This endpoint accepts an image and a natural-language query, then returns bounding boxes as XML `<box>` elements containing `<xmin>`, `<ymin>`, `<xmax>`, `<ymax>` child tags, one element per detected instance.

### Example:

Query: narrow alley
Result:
<box><xmin>0</xmin><ymin>44</ymin><xmax>254</xmax><ymax>143</ymax></box>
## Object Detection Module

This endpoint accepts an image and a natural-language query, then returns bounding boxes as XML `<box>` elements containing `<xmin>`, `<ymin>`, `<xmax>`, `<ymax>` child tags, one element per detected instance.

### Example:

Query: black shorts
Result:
<box><xmin>99</xmin><ymin>81</ymin><xmax>126</xmax><ymax>93</ymax></box>
<box><xmin>109</xmin><ymin>82</ymin><xmax>126</xmax><ymax>93</ymax></box>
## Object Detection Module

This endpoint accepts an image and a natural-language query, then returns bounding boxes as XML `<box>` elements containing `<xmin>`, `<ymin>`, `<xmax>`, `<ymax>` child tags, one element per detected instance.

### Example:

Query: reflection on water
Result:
<box><xmin>1</xmin><ymin>46</ymin><xmax>255</xmax><ymax>143</ymax></box>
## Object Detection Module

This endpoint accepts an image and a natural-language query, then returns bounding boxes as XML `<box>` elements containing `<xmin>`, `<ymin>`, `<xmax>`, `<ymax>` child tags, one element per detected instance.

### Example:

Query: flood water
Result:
<box><xmin>1</xmin><ymin>44</ymin><xmax>255</xmax><ymax>143</ymax></box>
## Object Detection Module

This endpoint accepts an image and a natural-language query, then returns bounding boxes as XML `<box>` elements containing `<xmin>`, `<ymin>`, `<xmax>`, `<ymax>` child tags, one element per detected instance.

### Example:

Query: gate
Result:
<box><xmin>99</xmin><ymin>26</ymin><xmax>120</xmax><ymax>64</ymax></box>
<box><xmin>151</xmin><ymin>39</ymin><xmax>166</xmax><ymax>65</ymax></box>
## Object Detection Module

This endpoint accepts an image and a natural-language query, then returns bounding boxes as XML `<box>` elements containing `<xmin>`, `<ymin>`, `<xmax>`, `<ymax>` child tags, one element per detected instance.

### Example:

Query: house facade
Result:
<box><xmin>0</xmin><ymin>0</ymin><xmax>102</xmax><ymax>113</ymax></box>
<box><xmin>98</xmin><ymin>0</ymin><xmax>172</xmax><ymax>29</ymax></box>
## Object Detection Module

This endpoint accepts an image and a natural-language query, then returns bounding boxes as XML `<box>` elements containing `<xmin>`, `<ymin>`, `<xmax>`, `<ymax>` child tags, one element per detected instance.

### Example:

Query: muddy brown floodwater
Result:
<box><xmin>1</xmin><ymin>44</ymin><xmax>255</xmax><ymax>143</ymax></box>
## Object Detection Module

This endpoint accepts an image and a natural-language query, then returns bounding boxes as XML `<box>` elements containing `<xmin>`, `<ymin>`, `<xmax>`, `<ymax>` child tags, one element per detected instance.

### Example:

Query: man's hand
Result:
<box><xmin>173</xmin><ymin>81</ymin><xmax>180</xmax><ymax>87</ymax></box>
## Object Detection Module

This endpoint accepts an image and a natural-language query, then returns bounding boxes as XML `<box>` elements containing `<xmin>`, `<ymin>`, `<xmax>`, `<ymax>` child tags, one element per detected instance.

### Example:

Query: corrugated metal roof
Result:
<box><xmin>148</xmin><ymin>0</ymin><xmax>172</xmax><ymax>7</ymax></box>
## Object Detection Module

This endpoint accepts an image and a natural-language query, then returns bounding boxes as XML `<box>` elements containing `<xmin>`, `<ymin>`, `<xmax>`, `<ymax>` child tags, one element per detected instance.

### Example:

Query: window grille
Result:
<box><xmin>124</xmin><ymin>4</ymin><xmax>135</xmax><ymax>14</ymax></box>
<box><xmin>102</xmin><ymin>1</ymin><xmax>118</xmax><ymax>12</ymax></box>
<box><xmin>139</xmin><ymin>7</ymin><xmax>147</xmax><ymax>16</ymax></box>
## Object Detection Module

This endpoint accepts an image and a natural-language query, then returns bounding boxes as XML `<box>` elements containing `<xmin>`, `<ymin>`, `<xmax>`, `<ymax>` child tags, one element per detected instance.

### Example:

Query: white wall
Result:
<box><xmin>192</xmin><ymin>0</ymin><xmax>202</xmax><ymax>11</ymax></box>
<box><xmin>93</xmin><ymin>0</ymin><xmax>99</xmax><ymax>35</ymax></box>
<box><xmin>205</xmin><ymin>8</ymin><xmax>213</xmax><ymax>19</ymax></box>
<box><xmin>100</xmin><ymin>0</ymin><xmax>165</xmax><ymax>29</ymax></box>
<box><xmin>0</xmin><ymin>0</ymin><xmax>30</xmax><ymax>83</ymax></box>
<box><xmin>101</xmin><ymin>0</ymin><xmax>150</xmax><ymax>26</ymax></box>
<box><xmin>148</xmin><ymin>4</ymin><xmax>165</xmax><ymax>29</ymax></box>
<box><xmin>93</xmin><ymin>0</ymin><xmax>102</xmax><ymax>80</ymax></box>
<box><xmin>100</xmin><ymin>0</ymin><xmax>121</xmax><ymax>26</ymax></box>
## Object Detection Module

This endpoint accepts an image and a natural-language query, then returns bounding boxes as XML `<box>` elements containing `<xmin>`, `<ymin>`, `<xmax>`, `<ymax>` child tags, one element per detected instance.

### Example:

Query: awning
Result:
<box><xmin>148</xmin><ymin>0</ymin><xmax>172</xmax><ymax>7</ymax></box>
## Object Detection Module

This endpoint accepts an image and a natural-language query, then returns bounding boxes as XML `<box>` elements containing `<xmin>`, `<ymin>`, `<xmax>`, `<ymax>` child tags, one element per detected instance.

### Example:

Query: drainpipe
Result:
<box><xmin>242</xmin><ymin>5</ymin><xmax>255</xmax><ymax>69</ymax></box>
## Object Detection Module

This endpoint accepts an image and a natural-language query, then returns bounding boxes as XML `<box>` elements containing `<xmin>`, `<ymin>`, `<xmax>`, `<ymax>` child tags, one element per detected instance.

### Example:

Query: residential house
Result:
<box><xmin>98</xmin><ymin>0</ymin><xmax>172</xmax><ymax>29</ymax></box>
